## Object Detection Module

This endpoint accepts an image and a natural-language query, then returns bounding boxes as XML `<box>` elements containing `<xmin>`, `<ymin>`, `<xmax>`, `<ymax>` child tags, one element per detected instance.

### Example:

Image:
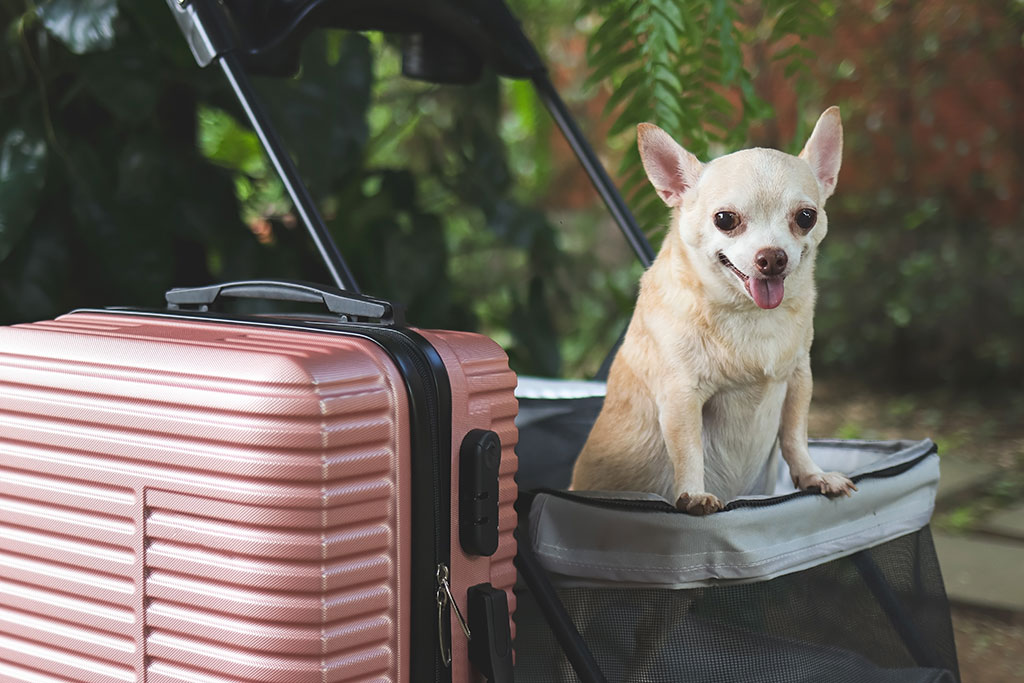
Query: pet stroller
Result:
<box><xmin>514</xmin><ymin>379</ymin><xmax>959</xmax><ymax>682</ymax></box>
<box><xmin>166</xmin><ymin>2</ymin><xmax>961</xmax><ymax>682</ymax></box>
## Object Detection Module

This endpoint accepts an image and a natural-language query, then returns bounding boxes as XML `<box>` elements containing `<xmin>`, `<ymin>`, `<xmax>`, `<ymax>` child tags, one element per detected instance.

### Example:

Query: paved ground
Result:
<box><xmin>981</xmin><ymin>502</ymin><xmax>1024</xmax><ymax>540</ymax></box>
<box><xmin>930</xmin><ymin>456</ymin><xmax>1024</xmax><ymax>682</ymax></box>
<box><xmin>934</xmin><ymin>457</ymin><xmax>1024</xmax><ymax>615</ymax></box>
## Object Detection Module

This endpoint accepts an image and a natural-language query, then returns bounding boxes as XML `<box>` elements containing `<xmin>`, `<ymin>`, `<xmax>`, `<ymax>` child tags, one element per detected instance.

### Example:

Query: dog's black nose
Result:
<box><xmin>755</xmin><ymin>248</ymin><xmax>788</xmax><ymax>276</ymax></box>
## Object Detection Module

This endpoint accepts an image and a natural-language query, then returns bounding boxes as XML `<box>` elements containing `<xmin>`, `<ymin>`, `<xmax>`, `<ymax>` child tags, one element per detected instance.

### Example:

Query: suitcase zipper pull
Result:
<box><xmin>436</xmin><ymin>563</ymin><xmax>472</xmax><ymax>667</ymax></box>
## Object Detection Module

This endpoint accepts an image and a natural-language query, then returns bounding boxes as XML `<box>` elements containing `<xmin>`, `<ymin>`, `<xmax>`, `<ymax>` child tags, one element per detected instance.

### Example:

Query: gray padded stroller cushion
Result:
<box><xmin>529</xmin><ymin>439</ymin><xmax>939</xmax><ymax>589</ymax></box>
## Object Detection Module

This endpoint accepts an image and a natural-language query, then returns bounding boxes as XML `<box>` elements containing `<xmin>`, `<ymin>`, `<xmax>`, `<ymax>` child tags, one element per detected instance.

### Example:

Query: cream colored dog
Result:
<box><xmin>571</xmin><ymin>107</ymin><xmax>856</xmax><ymax>515</ymax></box>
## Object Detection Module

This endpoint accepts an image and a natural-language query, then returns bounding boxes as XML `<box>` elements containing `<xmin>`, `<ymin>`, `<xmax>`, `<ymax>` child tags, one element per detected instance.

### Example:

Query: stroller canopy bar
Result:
<box><xmin>169</xmin><ymin>0</ymin><xmax>545</xmax><ymax>80</ymax></box>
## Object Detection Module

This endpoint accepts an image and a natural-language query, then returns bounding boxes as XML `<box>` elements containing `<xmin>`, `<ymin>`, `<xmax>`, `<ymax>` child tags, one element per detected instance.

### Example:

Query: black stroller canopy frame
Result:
<box><xmin>165</xmin><ymin>0</ymin><xmax>655</xmax><ymax>294</ymax></box>
<box><xmin>171</xmin><ymin>0</ymin><xmax>546</xmax><ymax>78</ymax></box>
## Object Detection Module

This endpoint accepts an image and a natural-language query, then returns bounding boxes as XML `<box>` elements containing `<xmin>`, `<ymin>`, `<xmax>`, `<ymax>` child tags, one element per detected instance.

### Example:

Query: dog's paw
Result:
<box><xmin>676</xmin><ymin>492</ymin><xmax>724</xmax><ymax>515</ymax></box>
<box><xmin>795</xmin><ymin>471</ymin><xmax>857</xmax><ymax>498</ymax></box>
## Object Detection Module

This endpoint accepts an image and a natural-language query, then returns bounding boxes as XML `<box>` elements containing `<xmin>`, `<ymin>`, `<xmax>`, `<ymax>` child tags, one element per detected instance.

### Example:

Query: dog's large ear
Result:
<box><xmin>637</xmin><ymin>124</ymin><xmax>703</xmax><ymax>207</ymax></box>
<box><xmin>799</xmin><ymin>106</ymin><xmax>843</xmax><ymax>199</ymax></box>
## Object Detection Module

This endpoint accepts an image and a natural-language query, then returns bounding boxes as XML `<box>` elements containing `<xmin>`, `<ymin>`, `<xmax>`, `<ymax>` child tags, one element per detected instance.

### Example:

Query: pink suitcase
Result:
<box><xmin>0</xmin><ymin>281</ymin><xmax>518</xmax><ymax>683</ymax></box>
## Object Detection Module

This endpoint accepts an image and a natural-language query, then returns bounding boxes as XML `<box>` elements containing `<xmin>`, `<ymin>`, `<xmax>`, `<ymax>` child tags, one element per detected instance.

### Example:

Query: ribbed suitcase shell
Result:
<box><xmin>0</xmin><ymin>312</ymin><xmax>517</xmax><ymax>683</ymax></box>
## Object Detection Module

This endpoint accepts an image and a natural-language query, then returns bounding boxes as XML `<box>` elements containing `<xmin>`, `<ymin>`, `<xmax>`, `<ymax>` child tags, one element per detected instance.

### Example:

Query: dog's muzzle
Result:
<box><xmin>718</xmin><ymin>252</ymin><xmax>786</xmax><ymax>309</ymax></box>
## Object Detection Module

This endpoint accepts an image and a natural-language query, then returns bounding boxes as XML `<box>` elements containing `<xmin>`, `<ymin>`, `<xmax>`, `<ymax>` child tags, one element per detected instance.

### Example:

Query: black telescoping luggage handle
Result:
<box><xmin>165</xmin><ymin>279</ymin><xmax>401</xmax><ymax>323</ymax></box>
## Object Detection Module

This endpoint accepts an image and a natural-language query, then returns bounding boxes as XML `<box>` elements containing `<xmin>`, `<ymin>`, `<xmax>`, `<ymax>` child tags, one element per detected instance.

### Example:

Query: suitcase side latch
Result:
<box><xmin>468</xmin><ymin>583</ymin><xmax>514</xmax><ymax>683</ymax></box>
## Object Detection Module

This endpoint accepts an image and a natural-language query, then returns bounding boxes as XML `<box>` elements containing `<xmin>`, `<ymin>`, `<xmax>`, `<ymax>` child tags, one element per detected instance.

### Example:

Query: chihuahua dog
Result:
<box><xmin>571</xmin><ymin>107</ymin><xmax>856</xmax><ymax>514</ymax></box>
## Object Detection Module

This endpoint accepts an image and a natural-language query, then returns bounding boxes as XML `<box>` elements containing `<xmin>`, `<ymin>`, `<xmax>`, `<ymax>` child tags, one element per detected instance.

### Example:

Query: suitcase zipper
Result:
<box><xmin>342</xmin><ymin>325</ymin><xmax>453</xmax><ymax>683</ymax></box>
<box><xmin>436</xmin><ymin>563</ymin><xmax>472</xmax><ymax>667</ymax></box>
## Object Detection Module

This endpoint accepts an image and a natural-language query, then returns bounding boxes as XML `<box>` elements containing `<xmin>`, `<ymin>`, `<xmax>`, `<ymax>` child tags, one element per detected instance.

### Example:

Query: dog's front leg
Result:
<box><xmin>781</xmin><ymin>356</ymin><xmax>857</xmax><ymax>497</ymax></box>
<box><xmin>658</xmin><ymin>389</ymin><xmax>722</xmax><ymax>515</ymax></box>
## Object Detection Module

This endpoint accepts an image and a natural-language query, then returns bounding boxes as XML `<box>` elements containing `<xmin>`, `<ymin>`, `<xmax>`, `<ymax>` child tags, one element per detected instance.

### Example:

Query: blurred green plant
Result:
<box><xmin>936</xmin><ymin>467</ymin><xmax>1024</xmax><ymax>535</ymax></box>
<box><xmin>5</xmin><ymin>0</ymin><xmax>829</xmax><ymax>378</ymax></box>
<box><xmin>835</xmin><ymin>420</ymin><xmax>866</xmax><ymax>441</ymax></box>
<box><xmin>805</xmin><ymin>0</ymin><xmax>1024</xmax><ymax>388</ymax></box>
<box><xmin>8</xmin><ymin>0</ymin><xmax>1015</xmax><ymax>390</ymax></box>
<box><xmin>0</xmin><ymin>1</ymin><xmax>582</xmax><ymax>374</ymax></box>
<box><xmin>938</xmin><ymin>505</ymin><xmax>977</xmax><ymax>534</ymax></box>
<box><xmin>814</xmin><ymin>201</ymin><xmax>1024</xmax><ymax>387</ymax></box>
<box><xmin>0</xmin><ymin>1</ymin><xmax>254</xmax><ymax>322</ymax></box>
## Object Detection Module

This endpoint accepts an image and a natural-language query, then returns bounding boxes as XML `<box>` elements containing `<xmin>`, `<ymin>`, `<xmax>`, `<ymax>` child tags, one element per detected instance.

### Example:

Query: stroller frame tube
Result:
<box><xmin>532</xmin><ymin>73</ymin><xmax>655</xmax><ymax>269</ymax></box>
<box><xmin>218</xmin><ymin>51</ymin><xmax>361</xmax><ymax>293</ymax></box>
<box><xmin>850</xmin><ymin>549</ymin><xmax>945</xmax><ymax>670</ymax></box>
<box><xmin>515</xmin><ymin>503</ymin><xmax>610</xmax><ymax>683</ymax></box>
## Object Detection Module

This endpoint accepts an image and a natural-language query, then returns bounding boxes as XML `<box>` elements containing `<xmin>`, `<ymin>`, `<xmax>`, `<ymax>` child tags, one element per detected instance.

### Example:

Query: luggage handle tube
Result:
<box><xmin>165</xmin><ymin>279</ymin><xmax>398</xmax><ymax>322</ymax></box>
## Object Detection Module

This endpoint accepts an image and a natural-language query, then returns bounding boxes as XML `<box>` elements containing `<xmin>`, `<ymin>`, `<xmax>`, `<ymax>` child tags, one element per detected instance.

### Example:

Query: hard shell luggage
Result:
<box><xmin>0</xmin><ymin>280</ymin><xmax>518</xmax><ymax>682</ymax></box>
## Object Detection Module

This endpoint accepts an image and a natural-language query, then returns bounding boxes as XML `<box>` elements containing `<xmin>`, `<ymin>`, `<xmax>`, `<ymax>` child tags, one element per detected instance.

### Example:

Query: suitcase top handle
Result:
<box><xmin>165</xmin><ymin>280</ymin><xmax>401</xmax><ymax>324</ymax></box>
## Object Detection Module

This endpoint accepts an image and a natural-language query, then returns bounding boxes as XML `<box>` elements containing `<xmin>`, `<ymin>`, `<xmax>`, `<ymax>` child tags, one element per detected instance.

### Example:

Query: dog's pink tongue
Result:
<box><xmin>748</xmin><ymin>277</ymin><xmax>785</xmax><ymax>309</ymax></box>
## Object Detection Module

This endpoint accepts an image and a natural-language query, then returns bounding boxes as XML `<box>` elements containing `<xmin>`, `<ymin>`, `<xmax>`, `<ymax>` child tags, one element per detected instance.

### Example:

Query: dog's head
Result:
<box><xmin>638</xmin><ymin>107</ymin><xmax>843</xmax><ymax>310</ymax></box>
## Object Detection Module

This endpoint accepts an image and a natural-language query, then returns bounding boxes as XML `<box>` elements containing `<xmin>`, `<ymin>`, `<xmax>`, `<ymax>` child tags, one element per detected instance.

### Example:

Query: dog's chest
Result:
<box><xmin>701</xmin><ymin>381</ymin><xmax>787</xmax><ymax>499</ymax></box>
<box><xmin>708</xmin><ymin>311</ymin><xmax>807</xmax><ymax>382</ymax></box>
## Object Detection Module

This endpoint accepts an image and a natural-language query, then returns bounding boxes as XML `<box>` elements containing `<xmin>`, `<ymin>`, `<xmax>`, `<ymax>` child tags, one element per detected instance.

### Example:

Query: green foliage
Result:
<box><xmin>580</xmin><ymin>0</ymin><xmax>834</xmax><ymax>238</ymax></box>
<box><xmin>361</xmin><ymin>48</ymin><xmax>576</xmax><ymax>374</ymax></box>
<box><xmin>814</xmin><ymin>197</ymin><xmax>1024</xmax><ymax>387</ymax></box>
<box><xmin>0</xmin><ymin>128</ymin><xmax>47</xmax><ymax>262</ymax></box>
<box><xmin>0</xmin><ymin>1</ymin><xmax>587</xmax><ymax>375</ymax></box>
<box><xmin>21</xmin><ymin>0</ymin><xmax>1009</xmax><ymax>390</ymax></box>
<box><xmin>805</xmin><ymin>0</ymin><xmax>1024</xmax><ymax>389</ymax></box>
<box><xmin>835</xmin><ymin>421</ymin><xmax>866</xmax><ymax>441</ymax></box>
<box><xmin>1</xmin><ymin>2</ymin><xmax>239</xmax><ymax>321</ymax></box>
<box><xmin>198</xmin><ymin>105</ymin><xmax>288</xmax><ymax>223</ymax></box>
<box><xmin>939</xmin><ymin>505</ymin><xmax>977</xmax><ymax>533</ymax></box>
<box><xmin>36</xmin><ymin>0</ymin><xmax>119</xmax><ymax>54</ymax></box>
<box><xmin>936</xmin><ymin>467</ymin><xmax>1024</xmax><ymax>535</ymax></box>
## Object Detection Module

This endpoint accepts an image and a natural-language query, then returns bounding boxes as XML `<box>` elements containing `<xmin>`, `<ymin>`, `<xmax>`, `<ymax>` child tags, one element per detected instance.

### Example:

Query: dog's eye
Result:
<box><xmin>713</xmin><ymin>212</ymin><xmax>739</xmax><ymax>232</ymax></box>
<box><xmin>795</xmin><ymin>208</ymin><xmax>817</xmax><ymax>230</ymax></box>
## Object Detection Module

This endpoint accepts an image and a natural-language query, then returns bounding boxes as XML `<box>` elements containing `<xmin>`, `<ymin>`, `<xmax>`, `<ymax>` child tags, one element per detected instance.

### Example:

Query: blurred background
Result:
<box><xmin>0</xmin><ymin>0</ymin><xmax>1021</xmax><ymax>679</ymax></box>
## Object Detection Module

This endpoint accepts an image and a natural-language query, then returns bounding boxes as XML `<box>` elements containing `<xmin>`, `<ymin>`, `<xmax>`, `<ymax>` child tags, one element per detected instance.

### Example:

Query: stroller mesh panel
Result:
<box><xmin>515</xmin><ymin>527</ymin><xmax>958</xmax><ymax>683</ymax></box>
